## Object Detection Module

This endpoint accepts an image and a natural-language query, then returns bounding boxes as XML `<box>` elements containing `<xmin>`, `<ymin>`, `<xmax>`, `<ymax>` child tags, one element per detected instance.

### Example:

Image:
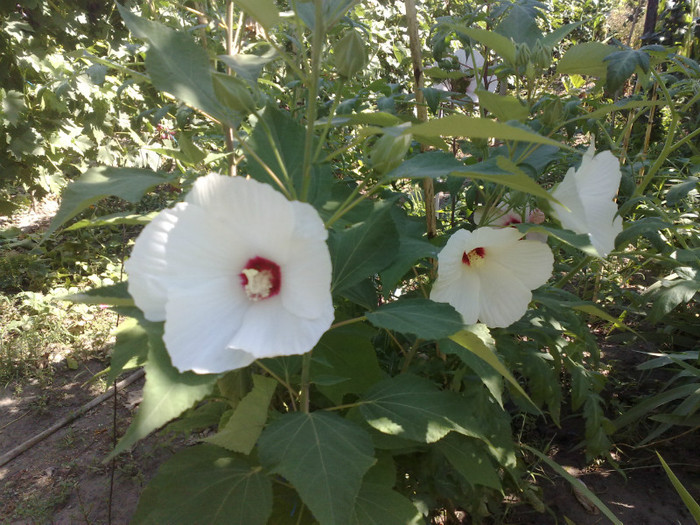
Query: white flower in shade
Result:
<box><xmin>430</xmin><ymin>227</ymin><xmax>553</xmax><ymax>328</ymax></box>
<box><xmin>550</xmin><ymin>144</ymin><xmax>623</xmax><ymax>257</ymax></box>
<box><xmin>432</xmin><ymin>49</ymin><xmax>497</xmax><ymax>103</ymax></box>
<box><xmin>124</xmin><ymin>174</ymin><xmax>334</xmax><ymax>374</ymax></box>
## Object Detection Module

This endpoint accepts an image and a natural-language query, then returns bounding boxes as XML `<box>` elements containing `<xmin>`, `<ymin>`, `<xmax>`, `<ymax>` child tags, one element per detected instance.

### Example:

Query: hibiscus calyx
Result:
<box><xmin>240</xmin><ymin>256</ymin><xmax>282</xmax><ymax>301</ymax></box>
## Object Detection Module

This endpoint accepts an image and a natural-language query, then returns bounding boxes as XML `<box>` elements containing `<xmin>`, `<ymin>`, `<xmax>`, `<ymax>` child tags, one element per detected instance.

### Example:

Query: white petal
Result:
<box><xmin>187</xmin><ymin>174</ymin><xmax>296</xmax><ymax>258</ymax></box>
<box><xmin>163</xmin><ymin>277</ymin><xmax>250</xmax><ymax>374</ymax></box>
<box><xmin>430</xmin><ymin>269</ymin><xmax>480</xmax><ymax>325</ymax></box>
<box><xmin>486</xmin><ymin>239</ymin><xmax>553</xmax><ymax>290</ymax></box>
<box><xmin>125</xmin><ymin>206</ymin><xmax>183</xmax><ymax>321</ymax></box>
<box><xmin>290</xmin><ymin>201</ymin><xmax>328</xmax><ymax>242</ymax></box>
<box><xmin>281</xmin><ymin>238</ymin><xmax>333</xmax><ymax>319</ymax></box>
<box><xmin>476</xmin><ymin>263</ymin><xmax>533</xmax><ymax>328</ymax></box>
<box><xmin>229</xmin><ymin>297</ymin><xmax>334</xmax><ymax>358</ymax></box>
<box><xmin>551</xmin><ymin>166</ymin><xmax>588</xmax><ymax>234</ymax></box>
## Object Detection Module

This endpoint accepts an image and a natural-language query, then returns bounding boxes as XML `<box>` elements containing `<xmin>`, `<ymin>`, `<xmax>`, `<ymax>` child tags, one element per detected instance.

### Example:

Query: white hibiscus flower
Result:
<box><xmin>430</xmin><ymin>227</ymin><xmax>553</xmax><ymax>328</ymax></box>
<box><xmin>125</xmin><ymin>173</ymin><xmax>334</xmax><ymax>374</ymax></box>
<box><xmin>550</xmin><ymin>144</ymin><xmax>623</xmax><ymax>257</ymax></box>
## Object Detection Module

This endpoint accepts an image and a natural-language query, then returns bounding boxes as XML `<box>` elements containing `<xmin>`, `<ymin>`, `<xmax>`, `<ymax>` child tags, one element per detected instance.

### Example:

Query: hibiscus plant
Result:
<box><xmin>47</xmin><ymin>1</ymin><xmax>699</xmax><ymax>523</ymax></box>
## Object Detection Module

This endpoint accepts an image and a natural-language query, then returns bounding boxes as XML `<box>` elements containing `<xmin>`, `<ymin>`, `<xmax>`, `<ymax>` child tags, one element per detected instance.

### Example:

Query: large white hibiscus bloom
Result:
<box><xmin>124</xmin><ymin>174</ymin><xmax>334</xmax><ymax>374</ymax></box>
<box><xmin>430</xmin><ymin>227</ymin><xmax>553</xmax><ymax>328</ymax></box>
<box><xmin>550</xmin><ymin>144</ymin><xmax>623</xmax><ymax>257</ymax></box>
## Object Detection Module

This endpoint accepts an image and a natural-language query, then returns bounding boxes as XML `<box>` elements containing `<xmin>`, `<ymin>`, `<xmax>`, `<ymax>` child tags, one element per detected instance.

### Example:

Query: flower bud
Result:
<box><xmin>531</xmin><ymin>40</ymin><xmax>552</xmax><ymax>70</ymax></box>
<box><xmin>514</xmin><ymin>43</ymin><xmax>531</xmax><ymax>69</ymax></box>
<box><xmin>334</xmin><ymin>30</ymin><xmax>368</xmax><ymax>78</ymax></box>
<box><xmin>369</xmin><ymin>124</ymin><xmax>412</xmax><ymax>175</ymax></box>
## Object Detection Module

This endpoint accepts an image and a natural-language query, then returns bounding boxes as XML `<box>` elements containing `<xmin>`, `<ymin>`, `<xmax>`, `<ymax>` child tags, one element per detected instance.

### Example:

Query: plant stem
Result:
<box><xmin>300</xmin><ymin>0</ymin><xmax>324</xmax><ymax>202</ymax></box>
<box><xmin>555</xmin><ymin>255</ymin><xmax>593</xmax><ymax>288</ymax></box>
<box><xmin>299</xmin><ymin>351</ymin><xmax>313</xmax><ymax>413</ymax></box>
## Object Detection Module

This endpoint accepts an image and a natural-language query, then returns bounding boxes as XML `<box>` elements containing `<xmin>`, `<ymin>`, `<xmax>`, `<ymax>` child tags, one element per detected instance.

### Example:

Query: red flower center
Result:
<box><xmin>240</xmin><ymin>256</ymin><xmax>281</xmax><ymax>301</ymax></box>
<box><xmin>462</xmin><ymin>247</ymin><xmax>486</xmax><ymax>267</ymax></box>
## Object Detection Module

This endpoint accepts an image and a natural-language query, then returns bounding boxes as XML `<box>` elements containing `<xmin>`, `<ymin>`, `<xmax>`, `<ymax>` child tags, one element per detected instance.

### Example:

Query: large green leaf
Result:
<box><xmin>312</xmin><ymin>325</ymin><xmax>385</xmax><ymax>405</ymax></box>
<box><xmin>366</xmin><ymin>298</ymin><xmax>464</xmax><ymax>340</ymax></box>
<box><xmin>384</xmin><ymin>150</ymin><xmax>465</xmax><ymax>181</ymax></box>
<box><xmin>60</xmin><ymin>281</ymin><xmax>134</xmax><ymax>307</ymax></box>
<box><xmin>110</xmin><ymin>326</ymin><xmax>217</xmax><ymax>457</ymax></box>
<box><xmin>350</xmin><ymin>483</ymin><xmax>422</xmax><ymax>525</ymax></box>
<box><xmin>132</xmin><ymin>445</ymin><xmax>272</xmax><ymax>525</ymax></box>
<box><xmin>451</xmin><ymin>25</ymin><xmax>516</xmax><ymax>64</ymax></box>
<box><xmin>329</xmin><ymin>200</ymin><xmax>399</xmax><ymax>293</ymax></box>
<box><xmin>436</xmin><ymin>433</ymin><xmax>502</xmax><ymax>490</ymax></box>
<box><xmin>117</xmin><ymin>5</ymin><xmax>234</xmax><ymax>125</ymax></box>
<box><xmin>258</xmin><ymin>411</ymin><xmax>376</xmax><ymax>525</ymax></box>
<box><xmin>557</xmin><ymin>42</ymin><xmax>616</xmax><ymax>79</ymax></box>
<box><xmin>409</xmin><ymin>115</ymin><xmax>570</xmax><ymax>150</ymax></box>
<box><xmin>204</xmin><ymin>374</ymin><xmax>277</xmax><ymax>454</ymax></box>
<box><xmin>233</xmin><ymin>0</ymin><xmax>280</xmax><ymax>30</ymax></box>
<box><xmin>48</xmin><ymin>167</ymin><xmax>175</xmax><ymax>235</ymax></box>
<box><xmin>604</xmin><ymin>49</ymin><xmax>650</xmax><ymax>93</ymax></box>
<box><xmin>358</xmin><ymin>374</ymin><xmax>493</xmax><ymax>444</ymax></box>
<box><xmin>452</xmin><ymin>156</ymin><xmax>557</xmax><ymax>202</ymax></box>
<box><xmin>106</xmin><ymin>316</ymin><xmax>150</xmax><ymax>384</ymax></box>
<box><xmin>495</xmin><ymin>4</ymin><xmax>542</xmax><ymax>46</ymax></box>
<box><xmin>449</xmin><ymin>325</ymin><xmax>535</xmax><ymax>409</ymax></box>
<box><xmin>476</xmin><ymin>90</ymin><xmax>529</xmax><ymax>122</ymax></box>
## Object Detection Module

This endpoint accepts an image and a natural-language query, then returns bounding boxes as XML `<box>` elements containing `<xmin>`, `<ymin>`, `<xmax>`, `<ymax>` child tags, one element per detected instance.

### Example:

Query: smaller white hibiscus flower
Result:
<box><xmin>430</xmin><ymin>227</ymin><xmax>553</xmax><ymax>328</ymax></box>
<box><xmin>550</xmin><ymin>144</ymin><xmax>623</xmax><ymax>257</ymax></box>
<box><xmin>124</xmin><ymin>173</ymin><xmax>334</xmax><ymax>374</ymax></box>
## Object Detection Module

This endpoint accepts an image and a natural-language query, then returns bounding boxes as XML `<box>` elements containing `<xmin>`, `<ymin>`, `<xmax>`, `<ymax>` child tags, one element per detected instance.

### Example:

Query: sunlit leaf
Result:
<box><xmin>366</xmin><ymin>298</ymin><xmax>464</xmax><ymax>340</ymax></box>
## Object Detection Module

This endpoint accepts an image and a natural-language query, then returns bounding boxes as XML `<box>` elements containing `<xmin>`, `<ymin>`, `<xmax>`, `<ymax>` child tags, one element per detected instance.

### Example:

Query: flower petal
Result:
<box><xmin>125</xmin><ymin>206</ymin><xmax>183</xmax><ymax>321</ymax></box>
<box><xmin>229</xmin><ymin>297</ymin><xmax>334</xmax><ymax>358</ymax></box>
<box><xmin>163</xmin><ymin>277</ymin><xmax>250</xmax><ymax>374</ymax></box>
<box><xmin>430</xmin><ymin>268</ymin><xmax>480</xmax><ymax>325</ymax></box>
<box><xmin>486</xmin><ymin>239</ymin><xmax>553</xmax><ymax>291</ymax></box>
<box><xmin>281</xmin><ymin>239</ymin><xmax>333</xmax><ymax>319</ymax></box>
<box><xmin>476</xmin><ymin>262</ymin><xmax>533</xmax><ymax>328</ymax></box>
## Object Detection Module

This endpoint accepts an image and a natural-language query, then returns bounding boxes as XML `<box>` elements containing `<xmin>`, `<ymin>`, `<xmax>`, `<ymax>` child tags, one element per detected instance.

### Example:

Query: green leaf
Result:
<box><xmin>604</xmin><ymin>49</ymin><xmax>650</xmax><ymax>93</ymax></box>
<box><xmin>468</xmin><ymin>156</ymin><xmax>558</xmax><ymax>202</ymax></box>
<box><xmin>557</xmin><ymin>42</ymin><xmax>616</xmax><ymax>79</ymax></box>
<box><xmin>110</xmin><ymin>326</ymin><xmax>217</xmax><ymax>457</ymax></box>
<box><xmin>647</xmin><ymin>276</ymin><xmax>700</xmax><ymax>323</ymax></box>
<box><xmin>204</xmin><ymin>374</ymin><xmax>277</xmax><ymax>454</ymax></box>
<box><xmin>495</xmin><ymin>4</ymin><xmax>542</xmax><ymax>46</ymax></box>
<box><xmin>366</xmin><ymin>298</ymin><xmax>464</xmax><ymax>340</ymax></box>
<box><xmin>615</xmin><ymin>217</ymin><xmax>672</xmax><ymax>247</ymax></box>
<box><xmin>612</xmin><ymin>384</ymin><xmax>700</xmax><ymax>430</ymax></box>
<box><xmin>65</xmin><ymin>211</ymin><xmax>157</xmax><ymax>231</ymax></box>
<box><xmin>132</xmin><ymin>445</ymin><xmax>272</xmax><ymax>525</ymax></box>
<box><xmin>449</xmin><ymin>326</ymin><xmax>536</xmax><ymax>410</ymax></box>
<box><xmin>541</xmin><ymin>22</ymin><xmax>583</xmax><ymax>47</ymax></box>
<box><xmin>410</xmin><ymin>115</ymin><xmax>570</xmax><ymax>150</ymax></box>
<box><xmin>440</xmin><ymin>338</ymin><xmax>503</xmax><ymax>407</ymax></box>
<box><xmin>476</xmin><ymin>91</ymin><xmax>529</xmax><ymax>122</ymax></box>
<box><xmin>523</xmin><ymin>445</ymin><xmax>623</xmax><ymax>525</ymax></box>
<box><xmin>233</xmin><ymin>0</ymin><xmax>280</xmax><ymax>29</ymax></box>
<box><xmin>48</xmin><ymin>167</ymin><xmax>175</xmax><ymax>235</ymax></box>
<box><xmin>295</xmin><ymin>0</ymin><xmax>357</xmax><ymax>31</ymax></box>
<box><xmin>436</xmin><ymin>433</ymin><xmax>502</xmax><ymax>490</ymax></box>
<box><xmin>218</xmin><ymin>49</ymin><xmax>278</xmax><ymax>85</ymax></box>
<box><xmin>383</xmin><ymin>150</ymin><xmax>464</xmax><ymax>181</ymax></box>
<box><xmin>258</xmin><ymin>411</ymin><xmax>376</xmax><ymax>525</ymax></box>
<box><xmin>657</xmin><ymin>453</ymin><xmax>700</xmax><ymax>523</ymax></box>
<box><xmin>515</xmin><ymin>223</ymin><xmax>599</xmax><ymax>256</ymax></box>
<box><xmin>117</xmin><ymin>5</ymin><xmax>234</xmax><ymax>125</ymax></box>
<box><xmin>451</xmin><ymin>25</ymin><xmax>516</xmax><ymax>64</ymax></box>
<box><xmin>318</xmin><ymin>112</ymin><xmax>403</xmax><ymax>128</ymax></box>
<box><xmin>59</xmin><ymin>281</ymin><xmax>134</xmax><ymax>307</ymax></box>
<box><xmin>359</xmin><ymin>374</ymin><xmax>493</xmax><ymax>444</ymax></box>
<box><xmin>312</xmin><ymin>325</ymin><xmax>385</xmax><ymax>405</ymax></box>
<box><xmin>350</xmin><ymin>483</ymin><xmax>422</xmax><ymax>525</ymax></box>
<box><xmin>329</xmin><ymin>200</ymin><xmax>399</xmax><ymax>293</ymax></box>
<box><xmin>666</xmin><ymin>176</ymin><xmax>699</xmax><ymax>205</ymax></box>
<box><xmin>578</xmin><ymin>99</ymin><xmax>666</xmax><ymax>122</ymax></box>
<box><xmin>106</xmin><ymin>317</ymin><xmax>150</xmax><ymax>384</ymax></box>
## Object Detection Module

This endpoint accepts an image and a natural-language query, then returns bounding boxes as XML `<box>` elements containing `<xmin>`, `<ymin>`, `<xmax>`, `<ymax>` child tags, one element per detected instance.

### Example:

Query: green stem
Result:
<box><xmin>300</xmin><ymin>0</ymin><xmax>324</xmax><ymax>201</ymax></box>
<box><xmin>255</xmin><ymin>360</ymin><xmax>297</xmax><ymax>412</ymax></box>
<box><xmin>313</xmin><ymin>78</ymin><xmax>345</xmax><ymax>163</ymax></box>
<box><xmin>330</xmin><ymin>316</ymin><xmax>367</xmax><ymax>330</ymax></box>
<box><xmin>299</xmin><ymin>351</ymin><xmax>313</xmax><ymax>413</ymax></box>
<box><xmin>633</xmin><ymin>69</ymin><xmax>679</xmax><ymax>198</ymax></box>
<box><xmin>554</xmin><ymin>255</ymin><xmax>593</xmax><ymax>289</ymax></box>
<box><xmin>400</xmin><ymin>340</ymin><xmax>423</xmax><ymax>374</ymax></box>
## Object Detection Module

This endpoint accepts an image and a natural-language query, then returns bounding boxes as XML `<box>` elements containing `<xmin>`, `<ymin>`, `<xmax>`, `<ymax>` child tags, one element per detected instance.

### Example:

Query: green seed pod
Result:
<box><xmin>369</xmin><ymin>124</ymin><xmax>412</xmax><ymax>175</ymax></box>
<box><xmin>514</xmin><ymin>42</ymin><xmax>531</xmax><ymax>69</ymax></box>
<box><xmin>334</xmin><ymin>30</ymin><xmax>368</xmax><ymax>78</ymax></box>
<box><xmin>531</xmin><ymin>40</ymin><xmax>552</xmax><ymax>70</ymax></box>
